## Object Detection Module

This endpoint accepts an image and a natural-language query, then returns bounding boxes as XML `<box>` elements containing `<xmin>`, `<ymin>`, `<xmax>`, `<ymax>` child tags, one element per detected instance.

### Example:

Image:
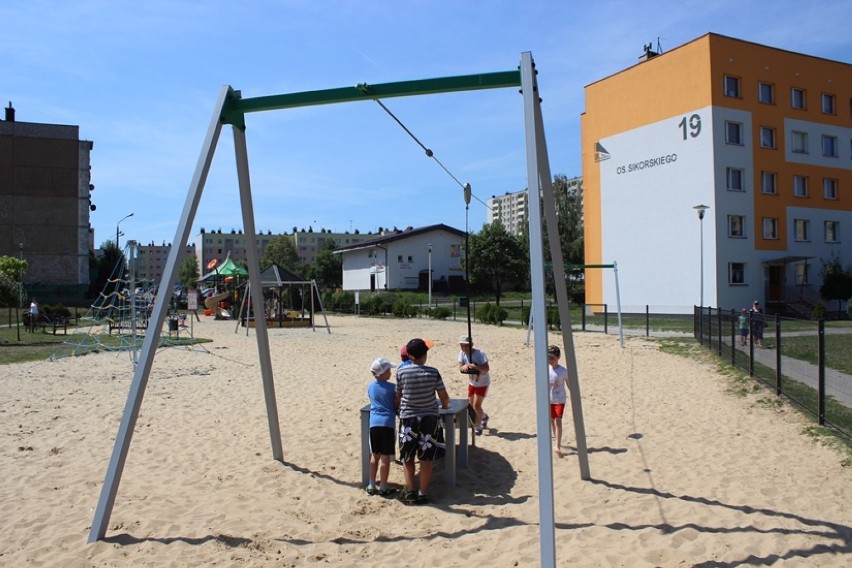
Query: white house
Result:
<box><xmin>335</xmin><ymin>224</ymin><xmax>467</xmax><ymax>293</ymax></box>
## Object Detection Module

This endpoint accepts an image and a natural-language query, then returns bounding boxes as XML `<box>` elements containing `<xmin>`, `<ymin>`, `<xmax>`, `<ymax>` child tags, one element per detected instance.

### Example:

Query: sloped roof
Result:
<box><xmin>259</xmin><ymin>263</ymin><xmax>308</xmax><ymax>285</ymax></box>
<box><xmin>333</xmin><ymin>223</ymin><xmax>464</xmax><ymax>254</ymax></box>
<box><xmin>198</xmin><ymin>252</ymin><xmax>248</xmax><ymax>281</ymax></box>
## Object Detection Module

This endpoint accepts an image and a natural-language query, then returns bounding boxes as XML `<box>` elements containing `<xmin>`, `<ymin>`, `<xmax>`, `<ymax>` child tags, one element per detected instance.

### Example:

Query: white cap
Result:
<box><xmin>458</xmin><ymin>335</ymin><xmax>471</xmax><ymax>345</ymax></box>
<box><xmin>370</xmin><ymin>357</ymin><xmax>396</xmax><ymax>376</ymax></box>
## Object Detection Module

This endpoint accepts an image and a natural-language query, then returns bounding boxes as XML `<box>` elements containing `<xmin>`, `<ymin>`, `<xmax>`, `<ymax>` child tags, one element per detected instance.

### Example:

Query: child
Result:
<box><xmin>366</xmin><ymin>357</ymin><xmax>398</xmax><ymax>497</ymax></box>
<box><xmin>458</xmin><ymin>335</ymin><xmax>491</xmax><ymax>435</ymax></box>
<box><xmin>738</xmin><ymin>308</ymin><xmax>749</xmax><ymax>346</ymax></box>
<box><xmin>396</xmin><ymin>338</ymin><xmax>449</xmax><ymax>505</ymax></box>
<box><xmin>547</xmin><ymin>345</ymin><xmax>570</xmax><ymax>457</ymax></box>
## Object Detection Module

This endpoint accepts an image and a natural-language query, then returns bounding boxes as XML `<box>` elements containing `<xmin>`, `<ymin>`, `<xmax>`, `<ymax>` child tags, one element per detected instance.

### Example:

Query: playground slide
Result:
<box><xmin>204</xmin><ymin>292</ymin><xmax>231</xmax><ymax>318</ymax></box>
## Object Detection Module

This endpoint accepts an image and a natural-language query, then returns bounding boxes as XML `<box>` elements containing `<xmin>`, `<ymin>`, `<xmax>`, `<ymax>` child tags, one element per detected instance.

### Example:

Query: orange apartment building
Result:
<box><xmin>582</xmin><ymin>33</ymin><xmax>851</xmax><ymax>315</ymax></box>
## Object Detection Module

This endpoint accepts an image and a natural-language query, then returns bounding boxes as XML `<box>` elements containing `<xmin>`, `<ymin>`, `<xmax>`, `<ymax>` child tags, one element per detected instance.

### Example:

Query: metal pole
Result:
<box><xmin>116</xmin><ymin>212</ymin><xmax>134</xmax><ymax>251</ymax></box>
<box><xmin>428</xmin><ymin>243</ymin><xmax>432</xmax><ymax>309</ymax></box>
<box><xmin>464</xmin><ymin>183</ymin><xmax>473</xmax><ymax>344</ymax></box>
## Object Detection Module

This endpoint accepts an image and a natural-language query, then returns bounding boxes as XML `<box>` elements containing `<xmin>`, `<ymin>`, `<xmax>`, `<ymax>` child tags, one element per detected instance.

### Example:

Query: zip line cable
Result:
<box><xmin>372</xmin><ymin>99</ymin><xmax>493</xmax><ymax>211</ymax></box>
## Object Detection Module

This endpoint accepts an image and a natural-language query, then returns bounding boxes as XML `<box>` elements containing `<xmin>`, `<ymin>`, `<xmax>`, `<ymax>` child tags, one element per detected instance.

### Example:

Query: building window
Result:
<box><xmin>821</xmin><ymin>93</ymin><xmax>836</xmax><ymax>114</ymax></box>
<box><xmin>724</xmin><ymin>75</ymin><xmax>741</xmax><ymax>97</ymax></box>
<box><xmin>760</xmin><ymin>126</ymin><xmax>776</xmax><ymax>149</ymax></box>
<box><xmin>761</xmin><ymin>171</ymin><xmax>777</xmax><ymax>195</ymax></box>
<box><xmin>728</xmin><ymin>215</ymin><xmax>745</xmax><ymax>238</ymax></box>
<box><xmin>729</xmin><ymin>262</ymin><xmax>746</xmax><ymax>285</ymax></box>
<box><xmin>725</xmin><ymin>121</ymin><xmax>743</xmax><ymax>145</ymax></box>
<box><xmin>822</xmin><ymin>135</ymin><xmax>838</xmax><ymax>157</ymax></box>
<box><xmin>397</xmin><ymin>255</ymin><xmax>403</xmax><ymax>262</ymax></box>
<box><xmin>794</xmin><ymin>219</ymin><xmax>810</xmax><ymax>241</ymax></box>
<box><xmin>791</xmin><ymin>87</ymin><xmax>806</xmax><ymax>109</ymax></box>
<box><xmin>791</xmin><ymin>130</ymin><xmax>808</xmax><ymax>154</ymax></box>
<box><xmin>824</xmin><ymin>221</ymin><xmax>839</xmax><ymax>243</ymax></box>
<box><xmin>793</xmin><ymin>175</ymin><xmax>809</xmax><ymax>197</ymax></box>
<box><xmin>762</xmin><ymin>217</ymin><xmax>778</xmax><ymax>240</ymax></box>
<box><xmin>407</xmin><ymin>256</ymin><xmax>413</xmax><ymax>262</ymax></box>
<box><xmin>758</xmin><ymin>82</ymin><xmax>774</xmax><ymax>104</ymax></box>
<box><xmin>796</xmin><ymin>264</ymin><xmax>810</xmax><ymax>285</ymax></box>
<box><xmin>726</xmin><ymin>167</ymin><xmax>745</xmax><ymax>191</ymax></box>
<box><xmin>823</xmin><ymin>178</ymin><xmax>838</xmax><ymax>199</ymax></box>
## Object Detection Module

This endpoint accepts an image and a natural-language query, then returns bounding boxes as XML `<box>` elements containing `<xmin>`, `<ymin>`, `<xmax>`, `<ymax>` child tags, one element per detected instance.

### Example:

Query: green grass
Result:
<box><xmin>1</xmin><ymin>322</ymin><xmax>211</xmax><ymax>365</ymax></box>
<box><xmin>773</xmin><ymin>335</ymin><xmax>852</xmax><ymax>374</ymax></box>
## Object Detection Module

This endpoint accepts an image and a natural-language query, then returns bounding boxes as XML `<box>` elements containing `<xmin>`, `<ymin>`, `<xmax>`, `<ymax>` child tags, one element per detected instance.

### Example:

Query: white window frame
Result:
<box><xmin>726</xmin><ymin>167</ymin><xmax>745</xmax><ymax>191</ymax></box>
<box><xmin>796</xmin><ymin>263</ymin><xmax>810</xmax><ymax>285</ymax></box>
<box><xmin>725</xmin><ymin>121</ymin><xmax>743</xmax><ymax>145</ymax></box>
<box><xmin>762</xmin><ymin>217</ymin><xmax>778</xmax><ymax>240</ymax></box>
<box><xmin>823</xmin><ymin>178</ymin><xmax>838</xmax><ymax>200</ymax></box>
<box><xmin>761</xmin><ymin>171</ymin><xmax>777</xmax><ymax>195</ymax></box>
<box><xmin>822</xmin><ymin>135</ymin><xmax>838</xmax><ymax>157</ymax></box>
<box><xmin>793</xmin><ymin>175</ymin><xmax>809</xmax><ymax>197</ymax></box>
<box><xmin>791</xmin><ymin>87</ymin><xmax>806</xmax><ymax>110</ymax></box>
<box><xmin>724</xmin><ymin>75</ymin><xmax>741</xmax><ymax>98</ymax></box>
<box><xmin>791</xmin><ymin>130</ymin><xmax>808</xmax><ymax>154</ymax></box>
<box><xmin>760</xmin><ymin>126</ymin><xmax>776</xmax><ymax>149</ymax></box>
<box><xmin>758</xmin><ymin>82</ymin><xmax>774</xmax><ymax>104</ymax></box>
<box><xmin>821</xmin><ymin>92</ymin><xmax>836</xmax><ymax>114</ymax></box>
<box><xmin>794</xmin><ymin>219</ymin><xmax>810</xmax><ymax>241</ymax></box>
<box><xmin>824</xmin><ymin>221</ymin><xmax>839</xmax><ymax>243</ymax></box>
<box><xmin>728</xmin><ymin>215</ymin><xmax>745</xmax><ymax>238</ymax></box>
<box><xmin>728</xmin><ymin>262</ymin><xmax>746</xmax><ymax>285</ymax></box>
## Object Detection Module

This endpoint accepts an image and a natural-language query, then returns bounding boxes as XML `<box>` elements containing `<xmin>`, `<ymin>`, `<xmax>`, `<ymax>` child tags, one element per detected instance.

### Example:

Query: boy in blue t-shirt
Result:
<box><xmin>366</xmin><ymin>357</ymin><xmax>398</xmax><ymax>496</ymax></box>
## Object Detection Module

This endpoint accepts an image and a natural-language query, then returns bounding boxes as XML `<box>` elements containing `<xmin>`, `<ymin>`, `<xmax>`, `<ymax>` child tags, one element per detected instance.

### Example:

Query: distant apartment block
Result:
<box><xmin>0</xmin><ymin>104</ymin><xmax>94</xmax><ymax>303</ymax></box>
<box><xmin>489</xmin><ymin>176</ymin><xmax>583</xmax><ymax>236</ymax></box>
<box><xmin>135</xmin><ymin>241</ymin><xmax>197</xmax><ymax>285</ymax></box>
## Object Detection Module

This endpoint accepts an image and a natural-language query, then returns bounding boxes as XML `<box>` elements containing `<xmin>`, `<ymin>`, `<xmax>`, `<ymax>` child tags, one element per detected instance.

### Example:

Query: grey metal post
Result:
<box><xmin>231</xmin><ymin>123</ymin><xmax>284</xmax><ymax>462</ymax></box>
<box><xmin>88</xmin><ymin>85</ymin><xmax>230</xmax><ymax>543</ymax></box>
<box><xmin>521</xmin><ymin>51</ymin><xmax>555</xmax><ymax>568</ymax></box>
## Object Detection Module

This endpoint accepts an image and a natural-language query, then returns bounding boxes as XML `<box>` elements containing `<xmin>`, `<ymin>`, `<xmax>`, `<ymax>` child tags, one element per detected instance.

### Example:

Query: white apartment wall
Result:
<box><xmin>599</xmin><ymin>106</ymin><xmax>716</xmax><ymax>314</ymax></box>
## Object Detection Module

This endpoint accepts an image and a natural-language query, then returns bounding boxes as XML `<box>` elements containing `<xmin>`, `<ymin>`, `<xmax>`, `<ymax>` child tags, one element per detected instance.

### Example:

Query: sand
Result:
<box><xmin>1</xmin><ymin>315</ymin><xmax>850</xmax><ymax>567</ymax></box>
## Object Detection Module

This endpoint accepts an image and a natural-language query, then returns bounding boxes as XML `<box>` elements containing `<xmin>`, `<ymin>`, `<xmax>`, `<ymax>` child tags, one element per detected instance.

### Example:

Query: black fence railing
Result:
<box><xmin>694</xmin><ymin>306</ymin><xmax>852</xmax><ymax>443</ymax></box>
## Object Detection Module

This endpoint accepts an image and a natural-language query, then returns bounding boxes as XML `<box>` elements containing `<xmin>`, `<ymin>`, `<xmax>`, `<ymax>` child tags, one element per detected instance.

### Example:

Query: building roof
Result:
<box><xmin>333</xmin><ymin>223</ymin><xmax>464</xmax><ymax>254</ymax></box>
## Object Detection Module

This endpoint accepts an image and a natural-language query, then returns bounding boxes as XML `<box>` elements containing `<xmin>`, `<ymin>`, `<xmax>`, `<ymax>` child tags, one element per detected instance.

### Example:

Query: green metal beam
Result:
<box><xmin>220</xmin><ymin>70</ymin><xmax>522</xmax><ymax>127</ymax></box>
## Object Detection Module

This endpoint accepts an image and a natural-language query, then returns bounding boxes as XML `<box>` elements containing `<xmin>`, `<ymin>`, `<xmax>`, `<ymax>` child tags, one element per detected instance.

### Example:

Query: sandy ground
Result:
<box><xmin>1</xmin><ymin>314</ymin><xmax>850</xmax><ymax>567</ymax></box>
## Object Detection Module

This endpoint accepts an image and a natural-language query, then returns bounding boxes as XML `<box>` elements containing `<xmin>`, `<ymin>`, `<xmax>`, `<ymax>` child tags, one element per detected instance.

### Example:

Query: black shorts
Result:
<box><xmin>369</xmin><ymin>426</ymin><xmax>396</xmax><ymax>456</ymax></box>
<box><xmin>399</xmin><ymin>415</ymin><xmax>445</xmax><ymax>462</ymax></box>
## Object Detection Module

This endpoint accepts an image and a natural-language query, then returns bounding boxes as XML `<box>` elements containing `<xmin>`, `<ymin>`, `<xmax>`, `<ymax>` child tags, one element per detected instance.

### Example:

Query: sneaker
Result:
<box><xmin>378</xmin><ymin>487</ymin><xmax>398</xmax><ymax>497</ymax></box>
<box><xmin>474</xmin><ymin>427</ymin><xmax>483</xmax><ymax>436</ymax></box>
<box><xmin>399</xmin><ymin>489</ymin><xmax>418</xmax><ymax>504</ymax></box>
<box><xmin>415</xmin><ymin>494</ymin><xmax>430</xmax><ymax>505</ymax></box>
<box><xmin>480</xmin><ymin>414</ymin><xmax>489</xmax><ymax>430</ymax></box>
<box><xmin>365</xmin><ymin>485</ymin><xmax>378</xmax><ymax>496</ymax></box>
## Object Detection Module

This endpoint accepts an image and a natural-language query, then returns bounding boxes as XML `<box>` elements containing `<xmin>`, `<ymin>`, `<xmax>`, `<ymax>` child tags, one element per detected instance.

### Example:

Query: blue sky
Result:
<box><xmin>4</xmin><ymin>1</ymin><xmax>850</xmax><ymax>248</ymax></box>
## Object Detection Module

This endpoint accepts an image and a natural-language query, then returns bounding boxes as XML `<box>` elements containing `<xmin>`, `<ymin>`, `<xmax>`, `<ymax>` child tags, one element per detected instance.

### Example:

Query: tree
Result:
<box><xmin>178</xmin><ymin>252</ymin><xmax>200</xmax><ymax>290</ymax></box>
<box><xmin>261</xmin><ymin>234</ymin><xmax>302</xmax><ymax>273</ymax></box>
<box><xmin>819</xmin><ymin>253</ymin><xmax>852</xmax><ymax>318</ymax></box>
<box><xmin>551</xmin><ymin>174</ymin><xmax>584</xmax><ymax>265</ymax></box>
<box><xmin>466</xmin><ymin>221</ymin><xmax>529</xmax><ymax>305</ymax></box>
<box><xmin>89</xmin><ymin>241</ymin><xmax>126</xmax><ymax>298</ymax></box>
<box><xmin>0</xmin><ymin>256</ymin><xmax>27</xmax><ymax>307</ymax></box>
<box><xmin>310</xmin><ymin>240</ymin><xmax>342</xmax><ymax>289</ymax></box>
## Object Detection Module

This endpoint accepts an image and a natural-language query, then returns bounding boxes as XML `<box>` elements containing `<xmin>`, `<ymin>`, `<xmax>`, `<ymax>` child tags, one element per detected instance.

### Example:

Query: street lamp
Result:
<box><xmin>427</xmin><ymin>243</ymin><xmax>432</xmax><ymax>309</ymax></box>
<box><xmin>693</xmin><ymin>204</ymin><xmax>709</xmax><ymax>307</ymax></box>
<box><xmin>18</xmin><ymin>243</ymin><xmax>23</xmax><ymax>309</ymax></box>
<box><xmin>116</xmin><ymin>212</ymin><xmax>134</xmax><ymax>251</ymax></box>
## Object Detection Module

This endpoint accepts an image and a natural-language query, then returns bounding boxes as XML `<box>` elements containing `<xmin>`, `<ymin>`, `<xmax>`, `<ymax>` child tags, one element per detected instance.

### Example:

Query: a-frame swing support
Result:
<box><xmin>88</xmin><ymin>52</ymin><xmax>588</xmax><ymax>567</ymax></box>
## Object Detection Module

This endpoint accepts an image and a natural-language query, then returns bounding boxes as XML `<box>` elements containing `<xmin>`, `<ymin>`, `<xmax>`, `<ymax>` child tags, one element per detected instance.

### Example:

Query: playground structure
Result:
<box><xmin>88</xmin><ymin>53</ymin><xmax>584</xmax><ymax>566</ymax></box>
<box><xmin>236</xmin><ymin>263</ymin><xmax>330</xmax><ymax>332</ymax></box>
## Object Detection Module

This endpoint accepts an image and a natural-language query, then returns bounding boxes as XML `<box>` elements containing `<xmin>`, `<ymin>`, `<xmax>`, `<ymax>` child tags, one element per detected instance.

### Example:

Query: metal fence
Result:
<box><xmin>695</xmin><ymin>306</ymin><xmax>852</xmax><ymax>443</ymax></box>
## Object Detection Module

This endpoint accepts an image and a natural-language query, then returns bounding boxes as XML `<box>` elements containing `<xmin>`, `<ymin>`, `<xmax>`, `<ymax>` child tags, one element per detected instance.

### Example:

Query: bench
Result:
<box><xmin>360</xmin><ymin>398</ymin><xmax>472</xmax><ymax>487</ymax></box>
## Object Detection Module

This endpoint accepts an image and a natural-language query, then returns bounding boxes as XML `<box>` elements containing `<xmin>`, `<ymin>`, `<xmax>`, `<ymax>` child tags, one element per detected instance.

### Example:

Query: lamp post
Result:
<box><xmin>18</xmin><ymin>243</ymin><xmax>24</xmax><ymax>309</ymax></box>
<box><xmin>693</xmin><ymin>204</ymin><xmax>709</xmax><ymax>308</ymax></box>
<box><xmin>427</xmin><ymin>243</ymin><xmax>432</xmax><ymax>309</ymax></box>
<box><xmin>116</xmin><ymin>212</ymin><xmax>134</xmax><ymax>251</ymax></box>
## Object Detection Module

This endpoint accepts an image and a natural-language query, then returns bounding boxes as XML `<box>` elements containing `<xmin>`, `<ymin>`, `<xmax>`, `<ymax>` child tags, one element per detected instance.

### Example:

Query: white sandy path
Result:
<box><xmin>0</xmin><ymin>315</ymin><xmax>849</xmax><ymax>567</ymax></box>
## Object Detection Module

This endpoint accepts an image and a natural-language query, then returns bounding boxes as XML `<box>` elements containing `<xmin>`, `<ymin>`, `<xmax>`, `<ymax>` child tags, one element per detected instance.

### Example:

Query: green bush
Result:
<box><xmin>521</xmin><ymin>305</ymin><xmax>531</xmax><ymax>325</ymax></box>
<box><xmin>546</xmin><ymin>307</ymin><xmax>561</xmax><ymax>329</ymax></box>
<box><xmin>430</xmin><ymin>306</ymin><xmax>452</xmax><ymax>320</ymax></box>
<box><xmin>392</xmin><ymin>298</ymin><xmax>418</xmax><ymax>318</ymax></box>
<box><xmin>812</xmin><ymin>303</ymin><xmax>827</xmax><ymax>320</ymax></box>
<box><xmin>476</xmin><ymin>303</ymin><xmax>508</xmax><ymax>326</ymax></box>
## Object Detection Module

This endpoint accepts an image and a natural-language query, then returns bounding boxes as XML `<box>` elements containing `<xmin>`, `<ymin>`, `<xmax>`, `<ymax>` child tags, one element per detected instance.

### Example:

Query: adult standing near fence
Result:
<box><xmin>750</xmin><ymin>300</ymin><xmax>765</xmax><ymax>348</ymax></box>
<box><xmin>28</xmin><ymin>297</ymin><xmax>38</xmax><ymax>333</ymax></box>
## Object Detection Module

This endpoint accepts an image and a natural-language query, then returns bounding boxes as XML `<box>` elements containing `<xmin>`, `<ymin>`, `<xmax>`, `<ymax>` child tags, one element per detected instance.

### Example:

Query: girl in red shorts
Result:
<box><xmin>548</xmin><ymin>345</ymin><xmax>569</xmax><ymax>457</ymax></box>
